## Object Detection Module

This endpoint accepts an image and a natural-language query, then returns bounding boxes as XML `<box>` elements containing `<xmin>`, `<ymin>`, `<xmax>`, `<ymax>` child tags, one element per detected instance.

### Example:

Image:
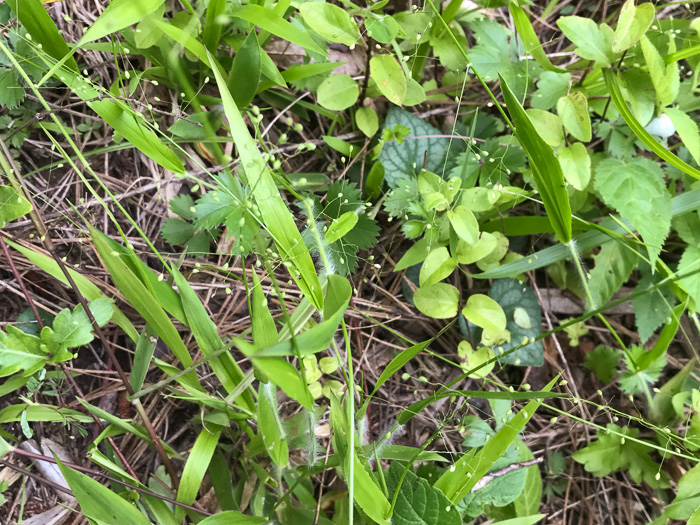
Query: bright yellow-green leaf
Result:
<box><xmin>613</xmin><ymin>0</ymin><xmax>655</xmax><ymax>53</ymax></box>
<box><xmin>557</xmin><ymin>91</ymin><xmax>592</xmax><ymax>142</ymax></box>
<box><xmin>414</xmin><ymin>283</ymin><xmax>459</xmax><ymax>319</ymax></box>
<box><xmin>558</xmin><ymin>142</ymin><xmax>591</xmax><ymax>191</ymax></box>
<box><xmin>462</xmin><ymin>294</ymin><xmax>507</xmax><ymax>332</ymax></box>
<box><xmin>447</xmin><ymin>205</ymin><xmax>479</xmax><ymax>244</ymax></box>
<box><xmin>356</xmin><ymin>107</ymin><xmax>379</xmax><ymax>137</ymax></box>
<box><xmin>325</xmin><ymin>211</ymin><xmax>359</xmax><ymax>244</ymax></box>
<box><xmin>0</xmin><ymin>186</ymin><xmax>31</xmax><ymax>224</ymax></box>
<box><xmin>317</xmin><ymin>74</ymin><xmax>359</xmax><ymax>111</ymax></box>
<box><xmin>370</xmin><ymin>54</ymin><xmax>406</xmax><ymax>105</ymax></box>
<box><xmin>299</xmin><ymin>2</ymin><xmax>360</xmax><ymax>47</ymax></box>
<box><xmin>419</xmin><ymin>247</ymin><xmax>457</xmax><ymax>287</ymax></box>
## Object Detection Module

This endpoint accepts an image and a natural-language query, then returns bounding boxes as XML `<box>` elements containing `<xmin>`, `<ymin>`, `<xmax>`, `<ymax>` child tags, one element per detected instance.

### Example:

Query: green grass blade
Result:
<box><xmin>78</xmin><ymin>0</ymin><xmax>165</xmax><ymax>46</ymax></box>
<box><xmin>55</xmin><ymin>457</ymin><xmax>152</xmax><ymax>525</ymax></box>
<box><xmin>434</xmin><ymin>375</ymin><xmax>558</xmax><ymax>501</ymax></box>
<box><xmin>208</xmin><ymin>49</ymin><xmax>324</xmax><ymax>310</ymax></box>
<box><xmin>234</xmin><ymin>337</ymin><xmax>315</xmax><ymax>410</ymax></box>
<box><xmin>88</xmin><ymin>99</ymin><xmax>185</xmax><ymax>175</ymax></box>
<box><xmin>500</xmin><ymin>74</ymin><xmax>572</xmax><ymax>243</ymax></box>
<box><xmin>251</xmin><ymin>270</ymin><xmax>278</xmax><ymax>348</ymax></box>
<box><xmin>258</xmin><ymin>382</ymin><xmax>289</xmax><ymax>467</ymax></box>
<box><xmin>604</xmin><ymin>68</ymin><xmax>700</xmax><ymax>180</ymax></box>
<box><xmin>510</xmin><ymin>5</ymin><xmax>565</xmax><ymax>73</ymax></box>
<box><xmin>91</xmin><ymin>228</ymin><xmax>201</xmax><ymax>387</ymax></box>
<box><xmin>171</xmin><ymin>268</ymin><xmax>255</xmax><ymax>411</ymax></box>
<box><xmin>202</xmin><ymin>0</ymin><xmax>226</xmax><ymax>53</ymax></box>
<box><xmin>130</xmin><ymin>326</ymin><xmax>156</xmax><ymax>392</ymax></box>
<box><xmin>3</xmin><ymin>238</ymin><xmax>138</xmax><ymax>342</ymax></box>
<box><xmin>175</xmin><ymin>425</ymin><xmax>222</xmax><ymax>522</ymax></box>
<box><xmin>249</xmin><ymin>275</ymin><xmax>350</xmax><ymax>357</ymax></box>
<box><xmin>6</xmin><ymin>0</ymin><xmax>78</xmax><ymax>72</ymax></box>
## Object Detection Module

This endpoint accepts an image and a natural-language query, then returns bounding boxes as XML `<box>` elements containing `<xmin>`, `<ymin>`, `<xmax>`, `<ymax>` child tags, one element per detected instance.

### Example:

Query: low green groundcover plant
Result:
<box><xmin>0</xmin><ymin>0</ymin><xmax>699</xmax><ymax>523</ymax></box>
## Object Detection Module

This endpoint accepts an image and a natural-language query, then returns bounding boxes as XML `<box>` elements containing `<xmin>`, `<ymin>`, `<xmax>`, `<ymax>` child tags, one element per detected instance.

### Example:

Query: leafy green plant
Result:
<box><xmin>1</xmin><ymin>0</ymin><xmax>700</xmax><ymax>523</ymax></box>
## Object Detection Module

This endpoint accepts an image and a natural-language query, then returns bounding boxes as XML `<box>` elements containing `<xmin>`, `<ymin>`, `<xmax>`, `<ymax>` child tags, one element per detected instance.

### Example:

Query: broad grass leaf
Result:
<box><xmin>388</xmin><ymin>462</ymin><xmax>461</xmax><ymax>525</ymax></box>
<box><xmin>435</xmin><ymin>376</ymin><xmax>558</xmax><ymax>501</ymax></box>
<box><xmin>510</xmin><ymin>5</ymin><xmax>565</xmax><ymax>73</ymax></box>
<box><xmin>0</xmin><ymin>186</ymin><xmax>31</xmax><ymax>224</ymax></box>
<box><xmin>356</xmin><ymin>107</ymin><xmax>379</xmax><ymax>137</ymax></box>
<box><xmin>419</xmin><ymin>247</ymin><xmax>457</xmax><ymax>287</ymax></box>
<box><xmin>229</xmin><ymin>31</ymin><xmax>260</xmax><ymax>108</ymax></box>
<box><xmin>91</xmin><ymin>228</ymin><xmax>200</xmax><ymax>386</ymax></box>
<box><xmin>249</xmin><ymin>275</ymin><xmax>350</xmax><ymax>357</ymax></box>
<box><xmin>55</xmin><ymin>457</ymin><xmax>152</xmax><ymax>525</ymax></box>
<box><xmin>558</xmin><ymin>142</ymin><xmax>591</xmax><ymax>191</ymax></box>
<box><xmin>231</xmin><ymin>5</ymin><xmax>326</xmax><ymax>57</ymax></box>
<box><xmin>88</xmin><ymin>99</ymin><xmax>185</xmax><ymax>174</ymax></box>
<box><xmin>463</xmin><ymin>294</ymin><xmax>506</xmax><ymax>333</ymax></box>
<box><xmin>6</xmin><ymin>0</ymin><xmax>78</xmax><ymax>72</ymax></box>
<box><xmin>557</xmin><ymin>92</ymin><xmax>591</xmax><ymax>142</ymax></box>
<box><xmin>0</xmin><ymin>404</ymin><xmax>93</xmax><ymax>424</ymax></box>
<box><xmin>258</xmin><ymin>382</ymin><xmax>289</xmax><ymax>467</ymax></box>
<box><xmin>488</xmin><ymin>279</ymin><xmax>543</xmax><ymax>367</ymax></box>
<box><xmin>250</xmin><ymin>270</ymin><xmax>277</xmax><ymax>348</ymax></box>
<box><xmin>594</xmin><ymin>157</ymin><xmax>670</xmax><ymax>266</ymax></box>
<box><xmin>379</xmin><ymin>108</ymin><xmax>455</xmax><ymax>188</ymax></box>
<box><xmin>604</xmin><ymin>69</ymin><xmax>700</xmax><ymax>179</ymax></box>
<box><xmin>613</xmin><ymin>0</ymin><xmax>655</xmax><ymax>53</ymax></box>
<box><xmin>557</xmin><ymin>17</ymin><xmax>615</xmax><ymax>66</ymax></box>
<box><xmin>513</xmin><ymin>441</ymin><xmax>542</xmax><ymax>516</ymax></box>
<box><xmin>370</xmin><ymin>54</ymin><xmax>406</xmax><ymax>106</ymax></box>
<box><xmin>202</xmin><ymin>0</ymin><xmax>225</xmax><ymax>52</ymax></box>
<box><xmin>174</xmin><ymin>425</ymin><xmax>222</xmax><ymax>522</ymax></box>
<box><xmin>586</xmin><ymin>240</ymin><xmax>638</xmax><ymax>310</ymax></box>
<box><xmin>198</xmin><ymin>512</ymin><xmax>266</xmax><ymax>525</ymax></box>
<box><xmin>329</xmin><ymin>394</ymin><xmax>391</xmax><ymax>525</ymax></box>
<box><xmin>317</xmin><ymin>74</ymin><xmax>359</xmax><ymax>111</ymax></box>
<box><xmin>172</xmin><ymin>268</ymin><xmax>254</xmax><ymax>411</ymax></box>
<box><xmin>208</xmin><ymin>49</ymin><xmax>323</xmax><ymax>310</ymax></box>
<box><xmin>234</xmin><ymin>337</ymin><xmax>314</xmax><ymax>409</ymax></box>
<box><xmin>4</xmin><ymin>239</ymin><xmax>138</xmax><ymax>342</ymax></box>
<box><xmin>500</xmin><ymin>74</ymin><xmax>571</xmax><ymax>244</ymax></box>
<box><xmin>414</xmin><ymin>283</ymin><xmax>459</xmax><ymax>318</ymax></box>
<box><xmin>78</xmin><ymin>0</ymin><xmax>165</xmax><ymax>46</ymax></box>
<box><xmin>299</xmin><ymin>2</ymin><xmax>360</xmax><ymax>47</ymax></box>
